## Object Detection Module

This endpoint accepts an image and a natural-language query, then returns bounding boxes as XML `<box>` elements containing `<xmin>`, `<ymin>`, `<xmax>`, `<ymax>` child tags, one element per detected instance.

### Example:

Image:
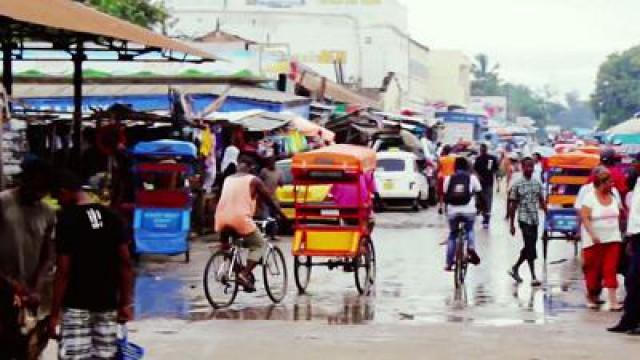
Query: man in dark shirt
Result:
<box><xmin>49</xmin><ymin>171</ymin><xmax>133</xmax><ymax>359</ymax></box>
<box><xmin>474</xmin><ymin>143</ymin><xmax>499</xmax><ymax>228</ymax></box>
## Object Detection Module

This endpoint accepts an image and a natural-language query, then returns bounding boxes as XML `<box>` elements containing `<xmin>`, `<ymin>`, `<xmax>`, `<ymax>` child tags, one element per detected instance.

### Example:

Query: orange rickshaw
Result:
<box><xmin>291</xmin><ymin>144</ymin><xmax>377</xmax><ymax>295</ymax></box>
<box><xmin>543</xmin><ymin>152</ymin><xmax>600</xmax><ymax>263</ymax></box>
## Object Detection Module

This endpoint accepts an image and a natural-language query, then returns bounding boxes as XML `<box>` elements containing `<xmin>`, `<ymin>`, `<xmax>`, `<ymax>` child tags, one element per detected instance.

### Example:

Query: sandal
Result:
<box><xmin>237</xmin><ymin>272</ymin><xmax>256</xmax><ymax>293</ymax></box>
<box><xmin>610</xmin><ymin>304</ymin><xmax>624</xmax><ymax>312</ymax></box>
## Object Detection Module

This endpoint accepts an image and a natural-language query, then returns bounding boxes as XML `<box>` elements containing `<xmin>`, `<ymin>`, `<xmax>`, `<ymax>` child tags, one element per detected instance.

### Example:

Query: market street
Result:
<box><xmin>42</xmin><ymin>192</ymin><xmax>640</xmax><ymax>359</ymax></box>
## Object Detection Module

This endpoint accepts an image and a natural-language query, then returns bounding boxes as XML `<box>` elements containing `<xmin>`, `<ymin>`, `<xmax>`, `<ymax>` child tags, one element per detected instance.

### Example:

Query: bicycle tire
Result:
<box><xmin>355</xmin><ymin>237</ymin><xmax>375</xmax><ymax>296</ymax></box>
<box><xmin>454</xmin><ymin>229</ymin><xmax>466</xmax><ymax>289</ymax></box>
<box><xmin>294</xmin><ymin>256</ymin><xmax>312</xmax><ymax>294</ymax></box>
<box><xmin>203</xmin><ymin>250</ymin><xmax>239</xmax><ymax>309</ymax></box>
<box><xmin>263</xmin><ymin>246</ymin><xmax>288</xmax><ymax>304</ymax></box>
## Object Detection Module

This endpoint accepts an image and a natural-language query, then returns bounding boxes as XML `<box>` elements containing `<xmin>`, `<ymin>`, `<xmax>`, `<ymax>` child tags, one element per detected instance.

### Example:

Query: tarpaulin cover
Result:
<box><xmin>0</xmin><ymin>0</ymin><xmax>219</xmax><ymax>60</ymax></box>
<box><xmin>547</xmin><ymin>152</ymin><xmax>600</xmax><ymax>169</ymax></box>
<box><xmin>132</xmin><ymin>140</ymin><xmax>197</xmax><ymax>158</ymax></box>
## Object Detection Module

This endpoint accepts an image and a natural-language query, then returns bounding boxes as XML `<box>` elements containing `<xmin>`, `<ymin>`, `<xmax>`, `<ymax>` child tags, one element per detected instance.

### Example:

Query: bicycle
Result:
<box><xmin>452</xmin><ymin>216</ymin><xmax>470</xmax><ymax>290</ymax></box>
<box><xmin>203</xmin><ymin>218</ymin><xmax>288</xmax><ymax>309</ymax></box>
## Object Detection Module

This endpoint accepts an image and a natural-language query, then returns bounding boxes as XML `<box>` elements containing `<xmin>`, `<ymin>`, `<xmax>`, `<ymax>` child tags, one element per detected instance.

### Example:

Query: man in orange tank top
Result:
<box><xmin>215</xmin><ymin>156</ymin><xmax>286</xmax><ymax>292</ymax></box>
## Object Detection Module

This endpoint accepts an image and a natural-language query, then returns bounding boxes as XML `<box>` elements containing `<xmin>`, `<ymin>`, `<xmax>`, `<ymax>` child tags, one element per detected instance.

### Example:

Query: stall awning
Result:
<box><xmin>296</xmin><ymin>70</ymin><xmax>379</xmax><ymax>108</ymax></box>
<box><xmin>0</xmin><ymin>0</ymin><xmax>220</xmax><ymax>61</ymax></box>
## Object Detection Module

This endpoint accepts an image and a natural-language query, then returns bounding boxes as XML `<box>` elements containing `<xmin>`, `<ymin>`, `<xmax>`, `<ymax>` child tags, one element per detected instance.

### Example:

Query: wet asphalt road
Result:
<box><xmin>131</xmin><ymin>191</ymin><xmax>607</xmax><ymax>326</ymax></box>
<box><xmin>43</xmin><ymin>189</ymin><xmax>640</xmax><ymax>359</ymax></box>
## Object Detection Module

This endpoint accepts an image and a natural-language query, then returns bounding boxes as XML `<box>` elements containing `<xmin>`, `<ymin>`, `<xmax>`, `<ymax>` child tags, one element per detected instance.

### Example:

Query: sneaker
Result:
<box><xmin>482</xmin><ymin>222</ymin><xmax>489</xmax><ymax>229</ymax></box>
<box><xmin>531</xmin><ymin>280</ymin><xmax>543</xmax><ymax>287</ymax></box>
<box><xmin>628</xmin><ymin>327</ymin><xmax>640</xmax><ymax>335</ymax></box>
<box><xmin>508</xmin><ymin>269</ymin><xmax>523</xmax><ymax>283</ymax></box>
<box><xmin>608</xmin><ymin>324</ymin><xmax>635</xmax><ymax>333</ymax></box>
<box><xmin>468</xmin><ymin>249</ymin><xmax>481</xmax><ymax>265</ymax></box>
<box><xmin>444</xmin><ymin>264</ymin><xmax>454</xmax><ymax>272</ymax></box>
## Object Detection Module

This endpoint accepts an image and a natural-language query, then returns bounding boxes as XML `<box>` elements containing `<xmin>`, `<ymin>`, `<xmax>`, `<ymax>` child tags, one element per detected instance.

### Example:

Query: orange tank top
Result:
<box><xmin>215</xmin><ymin>174</ymin><xmax>257</xmax><ymax>235</ymax></box>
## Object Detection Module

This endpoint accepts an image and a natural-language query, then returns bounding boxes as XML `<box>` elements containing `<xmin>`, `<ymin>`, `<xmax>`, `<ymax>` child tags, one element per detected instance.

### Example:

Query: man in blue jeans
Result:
<box><xmin>444</xmin><ymin>157</ymin><xmax>482</xmax><ymax>271</ymax></box>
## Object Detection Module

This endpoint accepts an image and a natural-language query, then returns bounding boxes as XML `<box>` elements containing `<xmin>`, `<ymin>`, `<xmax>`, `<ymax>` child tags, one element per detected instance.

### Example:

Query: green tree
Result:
<box><xmin>83</xmin><ymin>0</ymin><xmax>169</xmax><ymax>29</ymax></box>
<box><xmin>592</xmin><ymin>45</ymin><xmax>640</xmax><ymax>129</ymax></box>
<box><xmin>471</xmin><ymin>53</ymin><xmax>502</xmax><ymax>96</ymax></box>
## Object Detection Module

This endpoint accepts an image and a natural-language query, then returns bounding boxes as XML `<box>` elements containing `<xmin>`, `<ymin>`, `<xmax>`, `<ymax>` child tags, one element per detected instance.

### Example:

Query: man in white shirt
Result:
<box><xmin>443</xmin><ymin>157</ymin><xmax>482</xmax><ymax>271</ymax></box>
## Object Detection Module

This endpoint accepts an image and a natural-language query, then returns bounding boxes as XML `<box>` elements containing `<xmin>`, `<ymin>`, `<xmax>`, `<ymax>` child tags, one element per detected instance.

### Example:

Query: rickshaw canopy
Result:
<box><xmin>132</xmin><ymin>140</ymin><xmax>197</xmax><ymax>158</ymax></box>
<box><xmin>575</xmin><ymin>145</ymin><xmax>601</xmax><ymax>155</ymax></box>
<box><xmin>292</xmin><ymin>144</ymin><xmax>377</xmax><ymax>176</ymax></box>
<box><xmin>547</xmin><ymin>152</ymin><xmax>600</xmax><ymax>169</ymax></box>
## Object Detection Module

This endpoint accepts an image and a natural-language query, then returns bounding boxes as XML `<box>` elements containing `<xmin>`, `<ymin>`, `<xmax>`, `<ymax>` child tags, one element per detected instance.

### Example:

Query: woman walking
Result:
<box><xmin>579</xmin><ymin>169</ymin><xmax>623</xmax><ymax>310</ymax></box>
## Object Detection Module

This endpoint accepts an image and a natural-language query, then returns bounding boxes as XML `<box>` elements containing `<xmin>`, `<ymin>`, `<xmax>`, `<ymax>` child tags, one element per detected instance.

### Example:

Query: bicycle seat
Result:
<box><xmin>219</xmin><ymin>227</ymin><xmax>242</xmax><ymax>243</ymax></box>
<box><xmin>451</xmin><ymin>215</ymin><xmax>468</xmax><ymax>227</ymax></box>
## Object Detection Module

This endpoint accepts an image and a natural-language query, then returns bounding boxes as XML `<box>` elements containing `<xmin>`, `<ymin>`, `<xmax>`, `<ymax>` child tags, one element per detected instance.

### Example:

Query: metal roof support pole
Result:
<box><xmin>72</xmin><ymin>42</ymin><xmax>85</xmax><ymax>167</ymax></box>
<box><xmin>2</xmin><ymin>43</ymin><xmax>12</xmax><ymax>96</ymax></box>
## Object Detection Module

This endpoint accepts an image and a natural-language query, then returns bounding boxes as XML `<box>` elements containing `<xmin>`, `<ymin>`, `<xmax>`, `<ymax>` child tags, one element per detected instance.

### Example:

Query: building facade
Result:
<box><xmin>423</xmin><ymin>50</ymin><xmax>471</xmax><ymax>107</ymax></box>
<box><xmin>164</xmin><ymin>0</ymin><xmax>423</xmax><ymax>107</ymax></box>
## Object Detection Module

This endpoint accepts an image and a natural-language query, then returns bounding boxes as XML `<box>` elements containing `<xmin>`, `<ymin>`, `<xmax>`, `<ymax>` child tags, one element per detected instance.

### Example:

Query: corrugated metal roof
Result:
<box><xmin>13</xmin><ymin>84</ymin><xmax>310</xmax><ymax>105</ymax></box>
<box><xmin>0</xmin><ymin>0</ymin><xmax>220</xmax><ymax>61</ymax></box>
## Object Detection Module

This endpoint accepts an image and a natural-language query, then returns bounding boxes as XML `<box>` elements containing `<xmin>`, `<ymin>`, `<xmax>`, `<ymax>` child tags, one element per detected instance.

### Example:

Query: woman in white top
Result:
<box><xmin>580</xmin><ymin>169</ymin><xmax>623</xmax><ymax>310</ymax></box>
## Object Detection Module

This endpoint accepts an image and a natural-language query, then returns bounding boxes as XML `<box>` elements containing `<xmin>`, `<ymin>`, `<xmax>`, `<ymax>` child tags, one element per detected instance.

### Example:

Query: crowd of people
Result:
<box><xmin>437</xmin><ymin>142</ymin><xmax>640</xmax><ymax>336</ymax></box>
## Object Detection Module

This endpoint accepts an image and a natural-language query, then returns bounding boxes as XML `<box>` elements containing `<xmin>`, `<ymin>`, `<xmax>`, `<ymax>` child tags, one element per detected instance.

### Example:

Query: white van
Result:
<box><xmin>375</xmin><ymin>151</ymin><xmax>430</xmax><ymax>211</ymax></box>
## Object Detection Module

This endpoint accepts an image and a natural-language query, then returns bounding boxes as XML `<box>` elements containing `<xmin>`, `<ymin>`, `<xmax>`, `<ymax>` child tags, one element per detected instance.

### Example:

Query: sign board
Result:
<box><xmin>442</xmin><ymin>122</ymin><xmax>474</xmax><ymax>145</ymax></box>
<box><xmin>469</xmin><ymin>96</ymin><xmax>507</xmax><ymax>123</ymax></box>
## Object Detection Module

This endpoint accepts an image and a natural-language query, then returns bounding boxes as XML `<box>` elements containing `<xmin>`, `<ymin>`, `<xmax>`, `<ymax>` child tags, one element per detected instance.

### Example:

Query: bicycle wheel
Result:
<box><xmin>203</xmin><ymin>250</ymin><xmax>239</xmax><ymax>309</ymax></box>
<box><xmin>454</xmin><ymin>232</ymin><xmax>467</xmax><ymax>289</ymax></box>
<box><xmin>294</xmin><ymin>256</ymin><xmax>312</xmax><ymax>294</ymax></box>
<box><xmin>355</xmin><ymin>237</ymin><xmax>375</xmax><ymax>296</ymax></box>
<box><xmin>263</xmin><ymin>246</ymin><xmax>288</xmax><ymax>304</ymax></box>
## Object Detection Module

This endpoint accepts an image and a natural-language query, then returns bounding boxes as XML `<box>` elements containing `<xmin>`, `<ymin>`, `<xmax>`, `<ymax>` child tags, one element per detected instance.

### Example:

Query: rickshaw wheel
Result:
<box><xmin>294</xmin><ymin>256</ymin><xmax>312</xmax><ymax>294</ymax></box>
<box><xmin>355</xmin><ymin>237</ymin><xmax>375</xmax><ymax>296</ymax></box>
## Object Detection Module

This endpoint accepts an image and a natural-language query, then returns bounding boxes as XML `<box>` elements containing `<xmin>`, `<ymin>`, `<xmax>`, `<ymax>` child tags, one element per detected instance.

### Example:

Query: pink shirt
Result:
<box><xmin>330</xmin><ymin>172</ymin><xmax>377</xmax><ymax>209</ymax></box>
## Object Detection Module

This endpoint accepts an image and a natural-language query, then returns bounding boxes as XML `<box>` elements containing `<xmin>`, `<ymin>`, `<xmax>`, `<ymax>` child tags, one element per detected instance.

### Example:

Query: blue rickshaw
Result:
<box><xmin>131</xmin><ymin>140</ymin><xmax>197</xmax><ymax>262</ymax></box>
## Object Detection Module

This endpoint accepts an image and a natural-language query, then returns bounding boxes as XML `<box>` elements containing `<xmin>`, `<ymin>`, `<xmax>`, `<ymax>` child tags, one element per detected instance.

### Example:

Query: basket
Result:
<box><xmin>117</xmin><ymin>326</ymin><xmax>144</xmax><ymax>360</ymax></box>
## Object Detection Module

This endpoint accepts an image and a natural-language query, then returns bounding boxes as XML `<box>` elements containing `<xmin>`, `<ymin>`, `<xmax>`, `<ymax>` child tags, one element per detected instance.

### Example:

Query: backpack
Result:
<box><xmin>445</xmin><ymin>172</ymin><xmax>472</xmax><ymax>206</ymax></box>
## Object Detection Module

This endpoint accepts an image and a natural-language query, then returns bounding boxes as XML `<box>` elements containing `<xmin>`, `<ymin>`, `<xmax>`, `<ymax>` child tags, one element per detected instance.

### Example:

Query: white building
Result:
<box><xmin>164</xmin><ymin>0</ymin><xmax>420</xmax><ymax>107</ymax></box>
<box><xmin>423</xmin><ymin>50</ymin><xmax>471</xmax><ymax>107</ymax></box>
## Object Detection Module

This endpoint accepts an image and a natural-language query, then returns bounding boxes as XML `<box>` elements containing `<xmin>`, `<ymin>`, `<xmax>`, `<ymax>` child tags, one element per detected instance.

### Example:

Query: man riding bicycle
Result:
<box><xmin>443</xmin><ymin>157</ymin><xmax>482</xmax><ymax>271</ymax></box>
<box><xmin>215</xmin><ymin>156</ymin><xmax>286</xmax><ymax>292</ymax></box>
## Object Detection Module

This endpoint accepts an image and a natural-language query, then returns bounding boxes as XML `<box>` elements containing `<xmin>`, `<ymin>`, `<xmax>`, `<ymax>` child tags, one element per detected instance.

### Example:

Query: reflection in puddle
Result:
<box><xmin>134</xmin><ymin>273</ymin><xmax>190</xmax><ymax>320</ymax></box>
<box><xmin>189</xmin><ymin>295</ymin><xmax>376</xmax><ymax>325</ymax></box>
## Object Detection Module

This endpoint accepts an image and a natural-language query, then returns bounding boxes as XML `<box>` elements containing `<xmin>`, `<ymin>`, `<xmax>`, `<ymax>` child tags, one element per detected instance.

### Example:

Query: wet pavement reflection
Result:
<box><xmin>132</xmin><ymin>193</ymin><xmax>603</xmax><ymax>327</ymax></box>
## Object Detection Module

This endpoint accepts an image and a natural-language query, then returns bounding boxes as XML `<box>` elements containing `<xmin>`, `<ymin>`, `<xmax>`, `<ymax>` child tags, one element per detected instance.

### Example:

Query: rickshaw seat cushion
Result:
<box><xmin>136</xmin><ymin>190</ymin><xmax>190</xmax><ymax>208</ymax></box>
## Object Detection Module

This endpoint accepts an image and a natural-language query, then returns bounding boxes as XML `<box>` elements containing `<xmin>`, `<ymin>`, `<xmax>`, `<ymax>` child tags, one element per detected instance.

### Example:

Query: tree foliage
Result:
<box><xmin>471</xmin><ymin>53</ymin><xmax>502</xmax><ymax>96</ymax></box>
<box><xmin>84</xmin><ymin>0</ymin><xmax>169</xmax><ymax>29</ymax></box>
<box><xmin>469</xmin><ymin>53</ymin><xmax>598</xmax><ymax>129</ymax></box>
<box><xmin>592</xmin><ymin>45</ymin><xmax>640</xmax><ymax>129</ymax></box>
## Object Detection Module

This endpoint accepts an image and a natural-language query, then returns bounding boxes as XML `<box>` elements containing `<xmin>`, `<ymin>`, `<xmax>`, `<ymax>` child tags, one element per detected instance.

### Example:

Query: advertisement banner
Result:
<box><xmin>469</xmin><ymin>96</ymin><xmax>507</xmax><ymax>124</ymax></box>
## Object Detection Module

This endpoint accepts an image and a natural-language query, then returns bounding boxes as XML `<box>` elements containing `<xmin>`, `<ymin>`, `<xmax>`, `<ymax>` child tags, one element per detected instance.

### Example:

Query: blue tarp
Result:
<box><xmin>16</xmin><ymin>93</ymin><xmax>311</xmax><ymax>118</ymax></box>
<box><xmin>132</xmin><ymin>140</ymin><xmax>197</xmax><ymax>158</ymax></box>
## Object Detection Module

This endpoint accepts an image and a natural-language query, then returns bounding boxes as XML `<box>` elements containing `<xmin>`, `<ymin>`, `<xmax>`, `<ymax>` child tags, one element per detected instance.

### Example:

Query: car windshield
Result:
<box><xmin>377</xmin><ymin>159</ymin><xmax>406</xmax><ymax>172</ymax></box>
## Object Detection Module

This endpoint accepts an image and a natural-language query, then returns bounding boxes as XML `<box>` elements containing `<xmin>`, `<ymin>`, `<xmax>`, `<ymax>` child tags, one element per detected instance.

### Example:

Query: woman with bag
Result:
<box><xmin>579</xmin><ymin>169</ymin><xmax>624</xmax><ymax>311</ymax></box>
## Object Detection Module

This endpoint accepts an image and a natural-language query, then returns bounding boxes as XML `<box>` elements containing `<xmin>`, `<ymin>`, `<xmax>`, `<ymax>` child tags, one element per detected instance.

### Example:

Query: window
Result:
<box><xmin>377</xmin><ymin>159</ymin><xmax>406</xmax><ymax>172</ymax></box>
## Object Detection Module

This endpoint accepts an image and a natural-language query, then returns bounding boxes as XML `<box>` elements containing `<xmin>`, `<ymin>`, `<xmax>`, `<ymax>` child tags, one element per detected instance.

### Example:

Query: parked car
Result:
<box><xmin>374</xmin><ymin>150</ymin><xmax>430</xmax><ymax>211</ymax></box>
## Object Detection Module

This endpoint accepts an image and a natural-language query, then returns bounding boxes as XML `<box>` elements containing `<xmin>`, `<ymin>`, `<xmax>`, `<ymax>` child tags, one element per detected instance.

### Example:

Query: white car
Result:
<box><xmin>375</xmin><ymin>151</ymin><xmax>430</xmax><ymax>211</ymax></box>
